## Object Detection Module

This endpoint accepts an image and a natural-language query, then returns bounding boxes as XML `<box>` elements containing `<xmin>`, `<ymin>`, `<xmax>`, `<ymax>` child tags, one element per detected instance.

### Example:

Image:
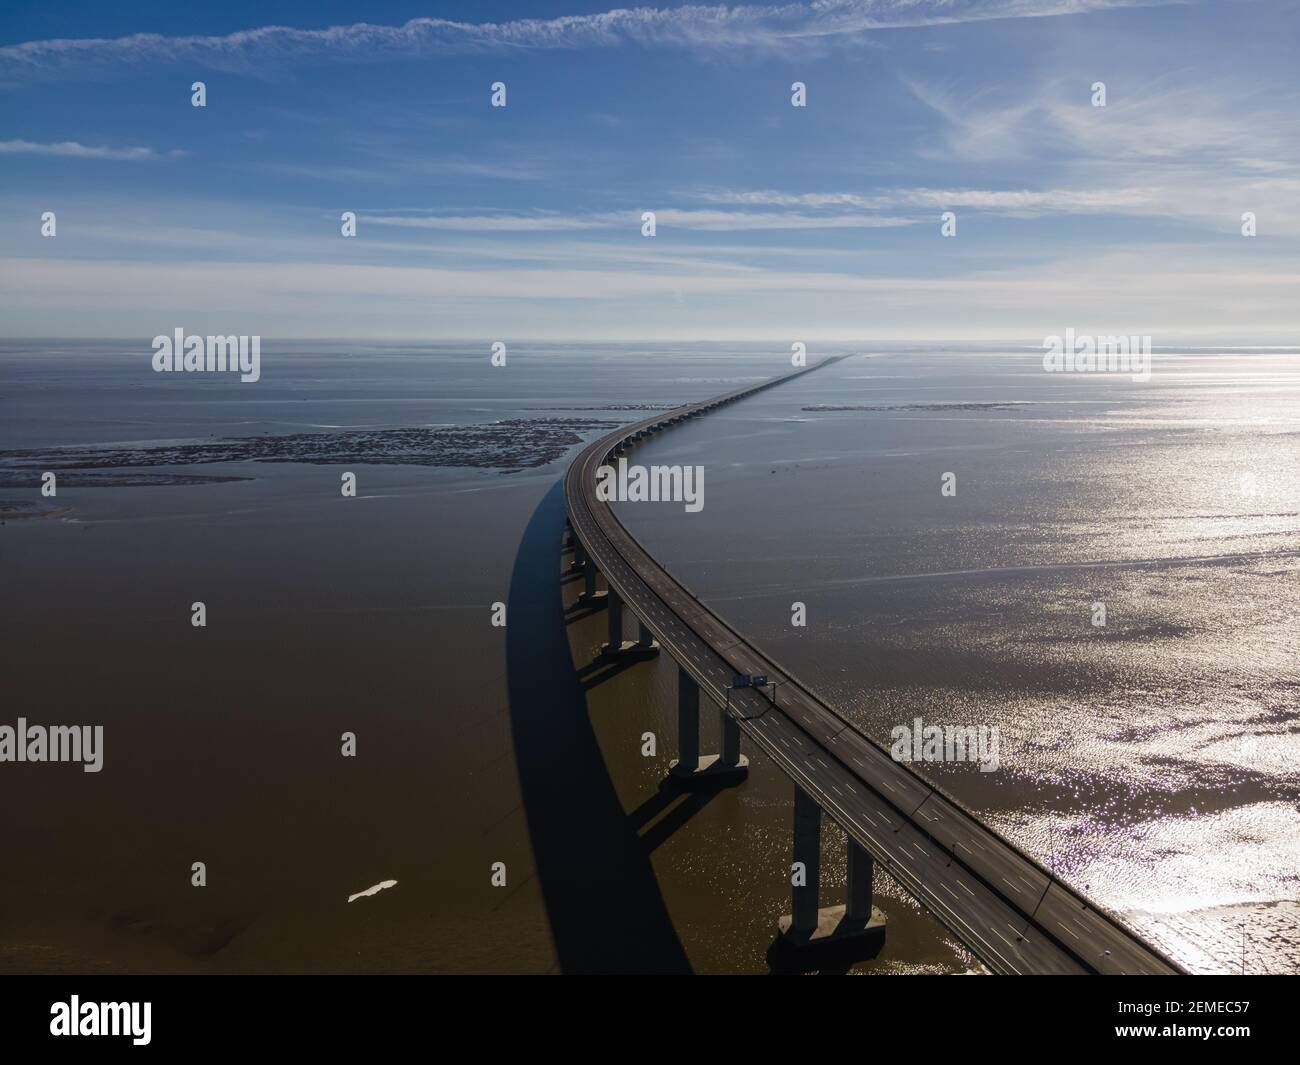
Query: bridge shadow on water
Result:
<box><xmin>506</xmin><ymin>479</ymin><xmax>693</xmax><ymax>974</ymax></box>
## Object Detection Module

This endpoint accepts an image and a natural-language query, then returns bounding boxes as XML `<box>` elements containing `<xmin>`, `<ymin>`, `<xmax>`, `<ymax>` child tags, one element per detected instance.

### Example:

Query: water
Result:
<box><xmin>1</xmin><ymin>340</ymin><xmax>1295</xmax><ymax>973</ymax></box>
<box><xmin>618</xmin><ymin>346</ymin><xmax>1300</xmax><ymax>974</ymax></box>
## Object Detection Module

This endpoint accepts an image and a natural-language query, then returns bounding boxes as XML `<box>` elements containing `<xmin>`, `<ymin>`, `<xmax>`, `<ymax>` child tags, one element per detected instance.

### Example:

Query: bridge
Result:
<box><xmin>562</xmin><ymin>357</ymin><xmax>1185</xmax><ymax>975</ymax></box>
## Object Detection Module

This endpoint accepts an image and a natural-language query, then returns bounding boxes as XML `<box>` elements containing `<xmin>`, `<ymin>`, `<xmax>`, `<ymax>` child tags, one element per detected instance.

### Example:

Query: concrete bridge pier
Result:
<box><xmin>720</xmin><ymin>708</ymin><xmax>742</xmax><ymax>769</ymax></box>
<box><xmin>846</xmin><ymin>837</ymin><xmax>875</xmax><ymax>923</ymax></box>
<box><xmin>668</xmin><ymin>665</ymin><xmax>748</xmax><ymax>788</ymax></box>
<box><xmin>574</xmin><ymin>547</ymin><xmax>606</xmax><ymax>607</ymax></box>
<box><xmin>790</xmin><ymin>784</ymin><xmax>822</xmax><ymax>934</ymax></box>
<box><xmin>600</xmin><ymin>587</ymin><xmax>657</xmax><ymax>659</ymax></box>
<box><xmin>604</xmin><ymin>586</ymin><xmax>623</xmax><ymax>647</ymax></box>
<box><xmin>636</xmin><ymin>616</ymin><xmax>660</xmax><ymax>653</ymax></box>
<box><xmin>775</xmin><ymin>785</ymin><xmax>885</xmax><ymax>968</ymax></box>
<box><xmin>578</xmin><ymin>559</ymin><xmax>607</xmax><ymax>606</ymax></box>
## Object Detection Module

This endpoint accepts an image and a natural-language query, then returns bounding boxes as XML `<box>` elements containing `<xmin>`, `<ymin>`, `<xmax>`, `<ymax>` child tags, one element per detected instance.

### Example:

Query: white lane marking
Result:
<box><xmin>831</xmin><ymin>785</ymin><xmax>843</xmax><ymax>797</ymax></box>
<box><xmin>1001</xmin><ymin>877</ymin><xmax>1022</xmax><ymax>894</ymax></box>
<box><xmin>348</xmin><ymin>880</ymin><xmax>397</xmax><ymax>903</ymax></box>
<box><xmin>958</xmin><ymin>881</ymin><xmax>975</xmax><ymax>896</ymax></box>
<box><xmin>852</xmin><ymin>757</ymin><xmax>865</xmax><ymax>768</ymax></box>
<box><xmin>941</xmin><ymin>884</ymin><xmax>959</xmax><ymax>900</ymax></box>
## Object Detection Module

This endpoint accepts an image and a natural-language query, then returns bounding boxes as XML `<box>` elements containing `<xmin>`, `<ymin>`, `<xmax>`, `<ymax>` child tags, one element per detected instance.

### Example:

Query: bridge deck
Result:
<box><xmin>563</xmin><ymin>358</ymin><xmax>1183</xmax><ymax>975</ymax></box>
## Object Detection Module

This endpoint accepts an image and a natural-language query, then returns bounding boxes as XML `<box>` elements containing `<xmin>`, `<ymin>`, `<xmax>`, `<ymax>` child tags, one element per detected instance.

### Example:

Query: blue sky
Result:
<box><xmin>1</xmin><ymin>0</ymin><xmax>1297</xmax><ymax>340</ymax></box>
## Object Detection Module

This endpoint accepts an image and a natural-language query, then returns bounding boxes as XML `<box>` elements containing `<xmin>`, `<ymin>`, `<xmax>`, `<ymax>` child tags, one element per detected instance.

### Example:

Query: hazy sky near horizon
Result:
<box><xmin>1</xmin><ymin>0</ymin><xmax>1297</xmax><ymax>341</ymax></box>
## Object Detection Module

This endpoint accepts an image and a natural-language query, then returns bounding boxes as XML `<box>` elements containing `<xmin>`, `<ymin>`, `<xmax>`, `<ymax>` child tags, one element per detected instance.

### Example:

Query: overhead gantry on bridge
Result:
<box><xmin>562</xmin><ymin>357</ymin><xmax>1185</xmax><ymax>975</ymax></box>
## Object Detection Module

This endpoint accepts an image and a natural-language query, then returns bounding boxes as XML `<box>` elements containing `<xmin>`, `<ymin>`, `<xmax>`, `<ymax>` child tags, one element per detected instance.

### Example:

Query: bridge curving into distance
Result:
<box><xmin>563</xmin><ymin>356</ymin><xmax>1185</xmax><ymax>975</ymax></box>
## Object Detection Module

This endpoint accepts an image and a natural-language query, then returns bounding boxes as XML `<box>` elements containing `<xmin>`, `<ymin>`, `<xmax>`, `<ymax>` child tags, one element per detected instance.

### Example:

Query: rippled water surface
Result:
<box><xmin>620</xmin><ymin>347</ymin><xmax>1300</xmax><ymax>974</ymax></box>
<box><xmin>2</xmin><ymin>341</ymin><xmax>1295</xmax><ymax>973</ymax></box>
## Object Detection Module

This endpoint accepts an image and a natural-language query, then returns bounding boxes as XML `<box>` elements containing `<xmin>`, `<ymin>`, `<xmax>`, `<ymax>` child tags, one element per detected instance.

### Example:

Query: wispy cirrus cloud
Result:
<box><xmin>885</xmin><ymin>71</ymin><xmax>1300</xmax><ymax>232</ymax></box>
<box><xmin>657</xmin><ymin>207</ymin><xmax>915</xmax><ymax>231</ymax></box>
<box><xmin>5</xmin><ymin>242</ymin><xmax>1295</xmax><ymax>340</ymax></box>
<box><xmin>691</xmin><ymin>177</ymin><xmax>1300</xmax><ymax>234</ymax></box>
<box><xmin>0</xmin><ymin>139</ymin><xmax>182</xmax><ymax>160</ymax></box>
<box><xmin>901</xmin><ymin>73</ymin><xmax>1299</xmax><ymax>169</ymax></box>
<box><xmin>256</xmin><ymin>157</ymin><xmax>555</xmax><ymax>186</ymax></box>
<box><xmin>365</xmin><ymin>207</ymin><xmax>917</xmax><ymax>232</ymax></box>
<box><xmin>367</xmin><ymin>211</ymin><xmax>616</xmax><ymax>233</ymax></box>
<box><xmin>692</xmin><ymin>186</ymin><xmax>1153</xmax><ymax>214</ymax></box>
<box><xmin>0</xmin><ymin>1</ymin><xmax>1185</xmax><ymax>80</ymax></box>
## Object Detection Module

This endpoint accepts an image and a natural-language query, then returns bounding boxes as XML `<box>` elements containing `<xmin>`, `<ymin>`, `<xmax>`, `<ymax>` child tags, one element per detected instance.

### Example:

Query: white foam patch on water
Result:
<box><xmin>347</xmin><ymin>879</ymin><xmax>397</xmax><ymax>903</ymax></box>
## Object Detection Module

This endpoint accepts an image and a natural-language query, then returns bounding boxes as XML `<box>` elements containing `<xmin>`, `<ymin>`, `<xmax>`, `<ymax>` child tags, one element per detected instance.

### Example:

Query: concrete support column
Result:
<box><xmin>637</xmin><ymin>616</ymin><xmax>655</xmax><ymax>647</ymax></box>
<box><xmin>719</xmin><ymin>709</ymin><xmax>742</xmax><ymax>767</ymax></box>
<box><xmin>584</xmin><ymin>562</ymin><xmax>597</xmax><ymax>599</ymax></box>
<box><xmin>677</xmin><ymin>666</ymin><xmax>700</xmax><ymax>772</ymax></box>
<box><xmin>776</xmin><ymin>797</ymin><xmax>884</xmax><ymax>966</ymax></box>
<box><xmin>792</xmin><ymin>786</ymin><xmax>822</xmax><ymax>935</ymax></box>
<box><xmin>667</xmin><ymin>664</ymin><xmax>741</xmax><ymax>786</ymax></box>
<box><xmin>846</xmin><ymin>839</ymin><xmax>874</xmax><ymax>922</ymax></box>
<box><xmin>571</xmin><ymin>540</ymin><xmax>586</xmax><ymax>570</ymax></box>
<box><xmin>607</xmin><ymin>586</ymin><xmax>623</xmax><ymax>648</ymax></box>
